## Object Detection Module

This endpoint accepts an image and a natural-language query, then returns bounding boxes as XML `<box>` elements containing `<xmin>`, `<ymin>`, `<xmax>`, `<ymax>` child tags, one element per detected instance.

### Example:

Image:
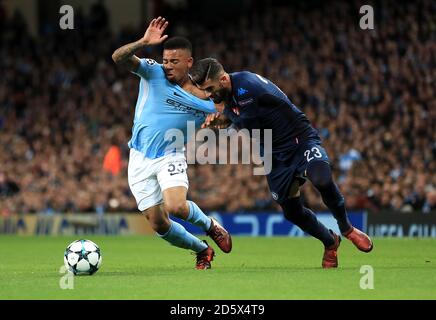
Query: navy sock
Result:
<box><xmin>307</xmin><ymin>161</ymin><xmax>352</xmax><ymax>234</ymax></box>
<box><xmin>281</xmin><ymin>196</ymin><xmax>335</xmax><ymax>247</ymax></box>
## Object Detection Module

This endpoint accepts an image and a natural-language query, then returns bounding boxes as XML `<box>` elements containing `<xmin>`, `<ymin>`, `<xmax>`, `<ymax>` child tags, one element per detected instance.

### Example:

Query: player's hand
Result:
<box><xmin>201</xmin><ymin>113</ymin><xmax>230</xmax><ymax>129</ymax></box>
<box><xmin>214</xmin><ymin>102</ymin><xmax>225</xmax><ymax>113</ymax></box>
<box><xmin>201</xmin><ymin>113</ymin><xmax>218</xmax><ymax>128</ymax></box>
<box><xmin>141</xmin><ymin>17</ymin><xmax>169</xmax><ymax>46</ymax></box>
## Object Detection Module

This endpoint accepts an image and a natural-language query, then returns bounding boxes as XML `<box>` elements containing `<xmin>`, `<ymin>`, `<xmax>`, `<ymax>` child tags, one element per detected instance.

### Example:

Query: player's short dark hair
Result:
<box><xmin>163</xmin><ymin>36</ymin><xmax>192</xmax><ymax>54</ymax></box>
<box><xmin>190</xmin><ymin>58</ymin><xmax>224</xmax><ymax>85</ymax></box>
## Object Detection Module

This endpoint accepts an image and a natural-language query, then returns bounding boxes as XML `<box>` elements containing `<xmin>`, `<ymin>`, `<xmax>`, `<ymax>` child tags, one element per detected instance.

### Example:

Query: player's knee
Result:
<box><xmin>310</xmin><ymin>175</ymin><xmax>331</xmax><ymax>189</ymax></box>
<box><xmin>164</xmin><ymin>202</ymin><xmax>189</xmax><ymax>218</ymax></box>
<box><xmin>307</xmin><ymin>161</ymin><xmax>333</xmax><ymax>188</ymax></box>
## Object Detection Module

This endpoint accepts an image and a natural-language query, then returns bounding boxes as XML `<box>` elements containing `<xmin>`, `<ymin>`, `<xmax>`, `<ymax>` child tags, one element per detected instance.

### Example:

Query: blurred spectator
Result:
<box><xmin>103</xmin><ymin>144</ymin><xmax>123</xmax><ymax>176</ymax></box>
<box><xmin>423</xmin><ymin>190</ymin><xmax>436</xmax><ymax>214</ymax></box>
<box><xmin>0</xmin><ymin>172</ymin><xmax>20</xmax><ymax>197</ymax></box>
<box><xmin>0</xmin><ymin>0</ymin><xmax>6</xmax><ymax>29</ymax></box>
<box><xmin>90</xmin><ymin>0</ymin><xmax>110</xmax><ymax>31</ymax></box>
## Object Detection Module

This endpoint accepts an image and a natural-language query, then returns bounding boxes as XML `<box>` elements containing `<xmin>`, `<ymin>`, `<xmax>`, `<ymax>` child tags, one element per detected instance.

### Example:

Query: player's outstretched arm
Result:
<box><xmin>201</xmin><ymin>112</ymin><xmax>232</xmax><ymax>129</ymax></box>
<box><xmin>112</xmin><ymin>17</ymin><xmax>169</xmax><ymax>72</ymax></box>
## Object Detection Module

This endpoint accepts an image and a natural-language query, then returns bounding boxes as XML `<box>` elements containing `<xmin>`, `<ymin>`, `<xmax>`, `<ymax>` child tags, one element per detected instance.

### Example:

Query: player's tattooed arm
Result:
<box><xmin>201</xmin><ymin>112</ymin><xmax>232</xmax><ymax>129</ymax></box>
<box><xmin>112</xmin><ymin>17</ymin><xmax>169</xmax><ymax>72</ymax></box>
<box><xmin>111</xmin><ymin>41</ymin><xmax>145</xmax><ymax>72</ymax></box>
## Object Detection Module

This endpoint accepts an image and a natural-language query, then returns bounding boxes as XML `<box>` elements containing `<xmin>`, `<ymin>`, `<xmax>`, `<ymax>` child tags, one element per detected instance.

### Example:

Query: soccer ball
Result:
<box><xmin>64</xmin><ymin>239</ymin><xmax>102</xmax><ymax>275</ymax></box>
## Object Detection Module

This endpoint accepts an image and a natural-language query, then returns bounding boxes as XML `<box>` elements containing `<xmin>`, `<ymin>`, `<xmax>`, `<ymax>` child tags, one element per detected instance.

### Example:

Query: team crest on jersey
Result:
<box><xmin>237</xmin><ymin>87</ymin><xmax>248</xmax><ymax>96</ymax></box>
<box><xmin>145</xmin><ymin>59</ymin><xmax>156</xmax><ymax>65</ymax></box>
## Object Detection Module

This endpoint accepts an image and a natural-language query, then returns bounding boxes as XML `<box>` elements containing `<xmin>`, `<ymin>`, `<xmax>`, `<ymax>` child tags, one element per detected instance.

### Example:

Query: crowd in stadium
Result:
<box><xmin>0</xmin><ymin>0</ymin><xmax>435</xmax><ymax>215</ymax></box>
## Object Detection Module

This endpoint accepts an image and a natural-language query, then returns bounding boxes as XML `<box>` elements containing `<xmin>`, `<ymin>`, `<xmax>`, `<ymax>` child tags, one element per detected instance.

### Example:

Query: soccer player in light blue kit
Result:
<box><xmin>112</xmin><ymin>17</ymin><xmax>232</xmax><ymax>269</ymax></box>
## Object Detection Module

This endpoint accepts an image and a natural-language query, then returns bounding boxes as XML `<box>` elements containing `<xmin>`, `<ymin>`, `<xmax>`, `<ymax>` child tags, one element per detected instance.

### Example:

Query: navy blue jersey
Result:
<box><xmin>224</xmin><ymin>71</ymin><xmax>320</xmax><ymax>160</ymax></box>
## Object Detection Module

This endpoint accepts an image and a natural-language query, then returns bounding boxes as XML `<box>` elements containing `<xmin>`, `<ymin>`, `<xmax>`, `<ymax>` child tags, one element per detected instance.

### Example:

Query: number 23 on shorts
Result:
<box><xmin>303</xmin><ymin>146</ymin><xmax>324</xmax><ymax>163</ymax></box>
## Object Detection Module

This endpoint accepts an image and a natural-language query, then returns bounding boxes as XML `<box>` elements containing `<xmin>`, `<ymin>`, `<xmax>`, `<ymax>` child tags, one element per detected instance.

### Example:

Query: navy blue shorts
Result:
<box><xmin>266</xmin><ymin>139</ymin><xmax>330</xmax><ymax>204</ymax></box>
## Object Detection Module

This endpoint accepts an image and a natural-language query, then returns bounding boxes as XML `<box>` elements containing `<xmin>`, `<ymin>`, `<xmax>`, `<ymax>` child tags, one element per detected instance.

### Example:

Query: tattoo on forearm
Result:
<box><xmin>112</xmin><ymin>41</ymin><xmax>144</xmax><ymax>63</ymax></box>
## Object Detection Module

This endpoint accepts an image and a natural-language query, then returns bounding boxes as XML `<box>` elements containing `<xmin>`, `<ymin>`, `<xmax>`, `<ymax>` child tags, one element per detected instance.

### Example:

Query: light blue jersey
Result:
<box><xmin>128</xmin><ymin>58</ymin><xmax>216</xmax><ymax>159</ymax></box>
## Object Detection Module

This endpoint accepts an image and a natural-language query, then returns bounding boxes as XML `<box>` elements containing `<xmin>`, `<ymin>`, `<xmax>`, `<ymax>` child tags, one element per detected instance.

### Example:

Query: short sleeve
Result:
<box><xmin>132</xmin><ymin>58</ymin><xmax>165</xmax><ymax>80</ymax></box>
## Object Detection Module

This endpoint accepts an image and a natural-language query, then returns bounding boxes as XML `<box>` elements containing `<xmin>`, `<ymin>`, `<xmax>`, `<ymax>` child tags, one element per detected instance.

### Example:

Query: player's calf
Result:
<box><xmin>143</xmin><ymin>206</ymin><xmax>171</xmax><ymax>234</ymax></box>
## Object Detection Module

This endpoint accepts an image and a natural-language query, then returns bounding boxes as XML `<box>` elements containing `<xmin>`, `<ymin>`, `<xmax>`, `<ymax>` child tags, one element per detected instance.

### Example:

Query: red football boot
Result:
<box><xmin>195</xmin><ymin>241</ymin><xmax>215</xmax><ymax>270</ymax></box>
<box><xmin>206</xmin><ymin>218</ymin><xmax>232</xmax><ymax>253</ymax></box>
<box><xmin>343</xmin><ymin>227</ymin><xmax>373</xmax><ymax>253</ymax></box>
<box><xmin>322</xmin><ymin>230</ymin><xmax>341</xmax><ymax>269</ymax></box>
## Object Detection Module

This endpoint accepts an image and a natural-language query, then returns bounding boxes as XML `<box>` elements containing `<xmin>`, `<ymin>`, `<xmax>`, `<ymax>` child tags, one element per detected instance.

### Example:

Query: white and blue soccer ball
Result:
<box><xmin>64</xmin><ymin>239</ymin><xmax>102</xmax><ymax>275</ymax></box>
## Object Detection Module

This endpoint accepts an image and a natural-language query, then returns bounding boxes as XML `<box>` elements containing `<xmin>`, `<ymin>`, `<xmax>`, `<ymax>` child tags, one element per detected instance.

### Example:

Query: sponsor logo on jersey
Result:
<box><xmin>239</xmin><ymin>98</ymin><xmax>254</xmax><ymax>106</ymax></box>
<box><xmin>166</xmin><ymin>98</ymin><xmax>207</xmax><ymax>118</ymax></box>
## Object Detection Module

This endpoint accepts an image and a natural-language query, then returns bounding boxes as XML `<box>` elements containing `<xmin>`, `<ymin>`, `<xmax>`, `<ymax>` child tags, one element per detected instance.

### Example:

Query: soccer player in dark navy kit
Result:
<box><xmin>191</xmin><ymin>58</ymin><xmax>373</xmax><ymax>268</ymax></box>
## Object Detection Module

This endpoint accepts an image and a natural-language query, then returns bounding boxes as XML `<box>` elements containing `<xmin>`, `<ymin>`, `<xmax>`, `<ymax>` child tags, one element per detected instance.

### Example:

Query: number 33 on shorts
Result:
<box><xmin>167</xmin><ymin>159</ymin><xmax>187</xmax><ymax>176</ymax></box>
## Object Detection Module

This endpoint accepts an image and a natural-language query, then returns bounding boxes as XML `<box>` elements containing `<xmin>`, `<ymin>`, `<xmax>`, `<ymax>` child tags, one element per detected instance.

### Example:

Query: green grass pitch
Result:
<box><xmin>1</xmin><ymin>235</ymin><xmax>435</xmax><ymax>299</ymax></box>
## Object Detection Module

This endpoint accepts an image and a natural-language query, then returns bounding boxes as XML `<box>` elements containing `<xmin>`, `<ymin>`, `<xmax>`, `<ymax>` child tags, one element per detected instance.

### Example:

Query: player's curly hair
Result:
<box><xmin>163</xmin><ymin>36</ymin><xmax>192</xmax><ymax>54</ymax></box>
<box><xmin>190</xmin><ymin>58</ymin><xmax>224</xmax><ymax>85</ymax></box>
